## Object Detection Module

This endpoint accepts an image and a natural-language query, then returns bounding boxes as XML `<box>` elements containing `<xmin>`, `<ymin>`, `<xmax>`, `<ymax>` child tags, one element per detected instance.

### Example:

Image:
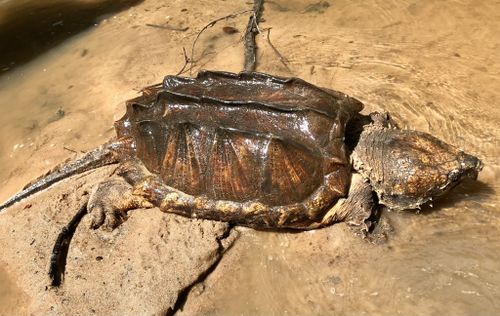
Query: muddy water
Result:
<box><xmin>0</xmin><ymin>0</ymin><xmax>499</xmax><ymax>315</ymax></box>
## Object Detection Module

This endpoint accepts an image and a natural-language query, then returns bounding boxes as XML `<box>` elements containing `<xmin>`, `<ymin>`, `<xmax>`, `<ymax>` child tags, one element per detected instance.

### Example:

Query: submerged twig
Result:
<box><xmin>63</xmin><ymin>146</ymin><xmax>78</xmax><ymax>154</ymax></box>
<box><xmin>189</xmin><ymin>9</ymin><xmax>252</xmax><ymax>74</ymax></box>
<box><xmin>244</xmin><ymin>0</ymin><xmax>264</xmax><ymax>71</ymax></box>
<box><xmin>145</xmin><ymin>23</ymin><xmax>189</xmax><ymax>32</ymax></box>
<box><xmin>176</xmin><ymin>47</ymin><xmax>190</xmax><ymax>76</ymax></box>
<box><xmin>265</xmin><ymin>28</ymin><xmax>292</xmax><ymax>73</ymax></box>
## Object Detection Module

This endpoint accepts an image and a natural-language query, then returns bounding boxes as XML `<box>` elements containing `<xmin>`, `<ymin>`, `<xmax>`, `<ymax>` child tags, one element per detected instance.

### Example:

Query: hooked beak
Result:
<box><xmin>445</xmin><ymin>151</ymin><xmax>483</xmax><ymax>188</ymax></box>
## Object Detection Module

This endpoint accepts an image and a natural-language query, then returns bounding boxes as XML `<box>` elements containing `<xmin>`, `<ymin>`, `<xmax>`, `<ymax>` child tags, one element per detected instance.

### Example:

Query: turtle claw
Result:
<box><xmin>87</xmin><ymin>205</ymin><xmax>105</xmax><ymax>229</ymax></box>
<box><xmin>87</xmin><ymin>204</ymin><xmax>123</xmax><ymax>231</ymax></box>
<box><xmin>86</xmin><ymin>178</ymin><xmax>153</xmax><ymax>230</ymax></box>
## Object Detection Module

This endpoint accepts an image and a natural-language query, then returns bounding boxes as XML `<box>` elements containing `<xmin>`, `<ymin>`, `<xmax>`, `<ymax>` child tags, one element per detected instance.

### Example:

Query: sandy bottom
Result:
<box><xmin>0</xmin><ymin>0</ymin><xmax>499</xmax><ymax>315</ymax></box>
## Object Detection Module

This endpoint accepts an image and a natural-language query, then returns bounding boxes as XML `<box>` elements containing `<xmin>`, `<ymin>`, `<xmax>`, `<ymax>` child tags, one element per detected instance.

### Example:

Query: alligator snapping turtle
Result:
<box><xmin>0</xmin><ymin>71</ymin><xmax>482</xmax><ymax>232</ymax></box>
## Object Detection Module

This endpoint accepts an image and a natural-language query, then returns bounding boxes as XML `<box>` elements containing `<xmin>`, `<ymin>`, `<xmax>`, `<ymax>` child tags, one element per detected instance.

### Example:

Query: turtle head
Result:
<box><xmin>449</xmin><ymin>151</ymin><xmax>483</xmax><ymax>181</ymax></box>
<box><xmin>352</xmin><ymin>122</ymin><xmax>483</xmax><ymax>210</ymax></box>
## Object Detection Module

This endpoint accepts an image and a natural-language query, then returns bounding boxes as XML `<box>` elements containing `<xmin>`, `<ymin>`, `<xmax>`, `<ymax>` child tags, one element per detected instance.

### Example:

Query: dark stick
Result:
<box><xmin>48</xmin><ymin>201</ymin><xmax>89</xmax><ymax>286</ymax></box>
<box><xmin>62</xmin><ymin>146</ymin><xmax>78</xmax><ymax>154</ymax></box>
<box><xmin>244</xmin><ymin>0</ymin><xmax>264</xmax><ymax>71</ymax></box>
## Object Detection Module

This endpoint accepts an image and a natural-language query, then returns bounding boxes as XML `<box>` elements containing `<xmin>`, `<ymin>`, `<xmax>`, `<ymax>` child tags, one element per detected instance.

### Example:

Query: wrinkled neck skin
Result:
<box><xmin>348</xmin><ymin>112</ymin><xmax>483</xmax><ymax>211</ymax></box>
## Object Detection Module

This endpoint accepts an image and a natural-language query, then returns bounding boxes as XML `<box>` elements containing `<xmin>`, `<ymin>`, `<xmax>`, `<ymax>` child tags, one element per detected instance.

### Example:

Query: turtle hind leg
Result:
<box><xmin>86</xmin><ymin>160</ymin><xmax>155</xmax><ymax>230</ymax></box>
<box><xmin>86</xmin><ymin>177</ymin><xmax>153</xmax><ymax>230</ymax></box>
<box><xmin>48</xmin><ymin>160</ymin><xmax>153</xmax><ymax>286</ymax></box>
<box><xmin>48</xmin><ymin>180</ymin><xmax>151</xmax><ymax>287</ymax></box>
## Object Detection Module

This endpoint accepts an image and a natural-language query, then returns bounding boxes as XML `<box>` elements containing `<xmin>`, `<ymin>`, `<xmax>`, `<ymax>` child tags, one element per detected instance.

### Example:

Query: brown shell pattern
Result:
<box><xmin>115</xmin><ymin>71</ymin><xmax>363</xmax><ymax>209</ymax></box>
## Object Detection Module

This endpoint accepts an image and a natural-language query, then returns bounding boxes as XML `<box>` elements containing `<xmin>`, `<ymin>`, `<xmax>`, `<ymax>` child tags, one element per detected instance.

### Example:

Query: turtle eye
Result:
<box><xmin>448</xmin><ymin>169</ymin><xmax>461</xmax><ymax>182</ymax></box>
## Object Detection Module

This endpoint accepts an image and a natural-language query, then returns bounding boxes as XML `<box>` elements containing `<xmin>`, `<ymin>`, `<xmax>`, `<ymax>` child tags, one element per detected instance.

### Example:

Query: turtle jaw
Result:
<box><xmin>442</xmin><ymin>152</ymin><xmax>483</xmax><ymax>192</ymax></box>
<box><xmin>394</xmin><ymin>151</ymin><xmax>484</xmax><ymax>210</ymax></box>
<box><xmin>416</xmin><ymin>152</ymin><xmax>483</xmax><ymax>209</ymax></box>
<box><xmin>455</xmin><ymin>151</ymin><xmax>483</xmax><ymax>181</ymax></box>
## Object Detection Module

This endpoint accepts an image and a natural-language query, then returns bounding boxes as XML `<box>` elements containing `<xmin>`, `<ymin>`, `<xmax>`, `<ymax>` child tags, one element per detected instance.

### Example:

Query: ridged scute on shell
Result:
<box><xmin>115</xmin><ymin>71</ymin><xmax>363</xmax><ymax>212</ymax></box>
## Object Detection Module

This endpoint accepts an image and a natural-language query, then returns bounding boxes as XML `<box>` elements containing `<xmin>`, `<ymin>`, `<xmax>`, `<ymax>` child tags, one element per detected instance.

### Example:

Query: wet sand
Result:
<box><xmin>0</xmin><ymin>0</ymin><xmax>499</xmax><ymax>315</ymax></box>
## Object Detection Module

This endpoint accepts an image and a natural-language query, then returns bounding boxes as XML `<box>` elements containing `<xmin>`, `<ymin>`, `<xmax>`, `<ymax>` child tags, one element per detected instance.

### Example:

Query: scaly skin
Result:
<box><xmin>352</xmin><ymin>113</ymin><xmax>483</xmax><ymax>210</ymax></box>
<box><xmin>0</xmin><ymin>138</ymin><xmax>135</xmax><ymax>213</ymax></box>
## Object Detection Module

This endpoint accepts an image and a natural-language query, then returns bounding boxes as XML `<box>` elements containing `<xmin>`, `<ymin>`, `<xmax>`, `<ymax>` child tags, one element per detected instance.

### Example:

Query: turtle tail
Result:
<box><xmin>0</xmin><ymin>138</ymin><xmax>133</xmax><ymax>212</ymax></box>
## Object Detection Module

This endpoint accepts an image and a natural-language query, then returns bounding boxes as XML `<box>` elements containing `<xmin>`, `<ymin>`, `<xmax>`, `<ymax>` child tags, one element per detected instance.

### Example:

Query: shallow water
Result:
<box><xmin>0</xmin><ymin>0</ymin><xmax>499</xmax><ymax>315</ymax></box>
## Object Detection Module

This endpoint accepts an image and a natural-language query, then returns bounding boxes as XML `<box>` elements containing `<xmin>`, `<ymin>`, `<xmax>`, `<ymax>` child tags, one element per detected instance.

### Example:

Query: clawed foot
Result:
<box><xmin>49</xmin><ymin>176</ymin><xmax>153</xmax><ymax>286</ymax></box>
<box><xmin>87</xmin><ymin>179</ymin><xmax>153</xmax><ymax>230</ymax></box>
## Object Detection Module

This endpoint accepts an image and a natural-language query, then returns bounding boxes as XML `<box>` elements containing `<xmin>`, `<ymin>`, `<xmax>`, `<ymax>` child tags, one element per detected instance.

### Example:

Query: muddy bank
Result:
<box><xmin>0</xmin><ymin>165</ymin><xmax>237</xmax><ymax>315</ymax></box>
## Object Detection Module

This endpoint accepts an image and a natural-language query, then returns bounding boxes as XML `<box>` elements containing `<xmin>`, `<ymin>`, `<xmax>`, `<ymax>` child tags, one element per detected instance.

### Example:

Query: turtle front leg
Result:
<box><xmin>318</xmin><ymin>173</ymin><xmax>375</xmax><ymax>234</ymax></box>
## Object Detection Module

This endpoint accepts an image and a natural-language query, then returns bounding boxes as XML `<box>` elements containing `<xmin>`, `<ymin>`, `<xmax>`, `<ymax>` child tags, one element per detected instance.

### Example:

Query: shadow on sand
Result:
<box><xmin>418</xmin><ymin>179</ymin><xmax>494</xmax><ymax>215</ymax></box>
<box><xmin>0</xmin><ymin>0</ymin><xmax>144</xmax><ymax>74</ymax></box>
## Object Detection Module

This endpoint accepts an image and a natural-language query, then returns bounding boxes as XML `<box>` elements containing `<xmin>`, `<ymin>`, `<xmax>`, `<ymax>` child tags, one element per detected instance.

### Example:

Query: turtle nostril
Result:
<box><xmin>448</xmin><ymin>169</ymin><xmax>461</xmax><ymax>182</ymax></box>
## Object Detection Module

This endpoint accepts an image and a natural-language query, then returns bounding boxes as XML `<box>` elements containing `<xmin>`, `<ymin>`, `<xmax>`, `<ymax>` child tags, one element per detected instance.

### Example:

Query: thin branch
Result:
<box><xmin>189</xmin><ymin>9</ymin><xmax>252</xmax><ymax>74</ymax></box>
<box><xmin>265</xmin><ymin>28</ymin><xmax>292</xmax><ymax>73</ymax></box>
<box><xmin>63</xmin><ymin>146</ymin><xmax>78</xmax><ymax>154</ymax></box>
<box><xmin>176</xmin><ymin>47</ymin><xmax>190</xmax><ymax>76</ymax></box>
<box><xmin>244</xmin><ymin>0</ymin><xmax>264</xmax><ymax>71</ymax></box>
